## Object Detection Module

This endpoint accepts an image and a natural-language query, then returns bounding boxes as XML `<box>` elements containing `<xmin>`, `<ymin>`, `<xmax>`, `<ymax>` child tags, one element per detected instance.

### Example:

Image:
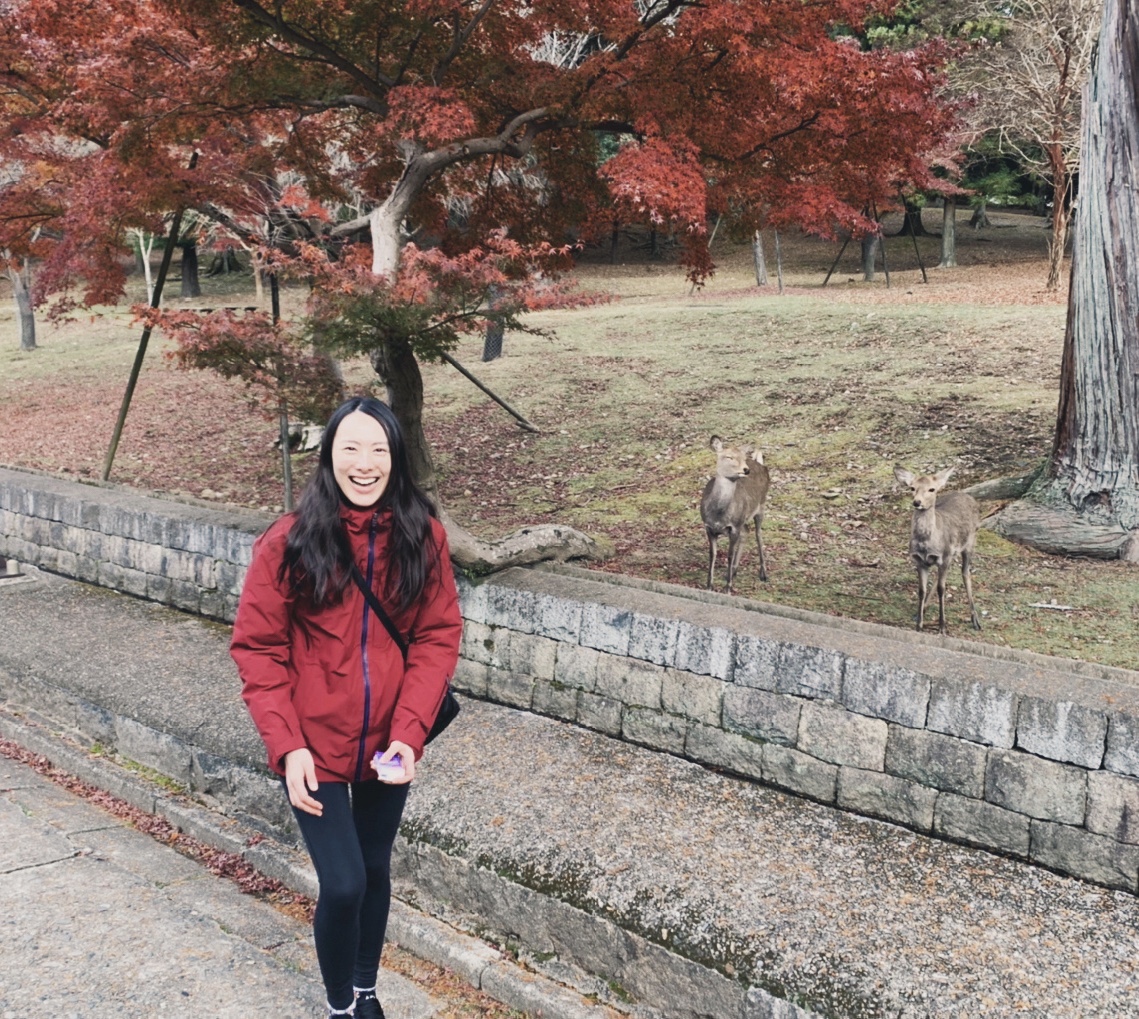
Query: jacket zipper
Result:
<box><xmin>354</xmin><ymin>512</ymin><xmax>379</xmax><ymax>782</ymax></box>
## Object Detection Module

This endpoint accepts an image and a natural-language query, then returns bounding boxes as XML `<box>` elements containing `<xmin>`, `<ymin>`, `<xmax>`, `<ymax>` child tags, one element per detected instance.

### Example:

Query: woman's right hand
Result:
<box><xmin>283</xmin><ymin>748</ymin><xmax>323</xmax><ymax>816</ymax></box>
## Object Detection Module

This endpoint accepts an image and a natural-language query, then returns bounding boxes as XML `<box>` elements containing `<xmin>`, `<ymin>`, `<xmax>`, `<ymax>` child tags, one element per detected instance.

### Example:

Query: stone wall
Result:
<box><xmin>0</xmin><ymin>467</ymin><xmax>267</xmax><ymax>620</ymax></box>
<box><xmin>6</xmin><ymin>465</ymin><xmax>1139</xmax><ymax>892</ymax></box>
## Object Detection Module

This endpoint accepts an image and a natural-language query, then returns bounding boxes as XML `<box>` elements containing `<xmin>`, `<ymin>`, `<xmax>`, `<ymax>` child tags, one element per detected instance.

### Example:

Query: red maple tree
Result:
<box><xmin>0</xmin><ymin>0</ymin><xmax>957</xmax><ymax>568</ymax></box>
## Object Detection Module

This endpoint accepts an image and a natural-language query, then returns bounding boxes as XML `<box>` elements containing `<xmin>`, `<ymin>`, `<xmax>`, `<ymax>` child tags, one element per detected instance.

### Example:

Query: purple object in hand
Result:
<box><xmin>371</xmin><ymin>751</ymin><xmax>405</xmax><ymax>781</ymax></box>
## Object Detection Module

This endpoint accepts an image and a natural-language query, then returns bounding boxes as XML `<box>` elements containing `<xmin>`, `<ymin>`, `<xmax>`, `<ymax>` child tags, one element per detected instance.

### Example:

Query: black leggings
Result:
<box><xmin>289</xmin><ymin>779</ymin><xmax>410</xmax><ymax>1010</ymax></box>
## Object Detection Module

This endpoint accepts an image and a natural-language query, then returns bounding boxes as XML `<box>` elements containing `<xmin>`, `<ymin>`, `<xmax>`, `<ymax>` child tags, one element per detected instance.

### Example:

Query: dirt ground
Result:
<box><xmin>2</xmin><ymin>208</ymin><xmax>1137</xmax><ymax>669</ymax></box>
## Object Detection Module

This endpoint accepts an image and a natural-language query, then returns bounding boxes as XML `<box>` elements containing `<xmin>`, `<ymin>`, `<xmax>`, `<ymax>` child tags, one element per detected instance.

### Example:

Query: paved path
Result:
<box><xmin>0</xmin><ymin>753</ymin><xmax>437</xmax><ymax>1019</ymax></box>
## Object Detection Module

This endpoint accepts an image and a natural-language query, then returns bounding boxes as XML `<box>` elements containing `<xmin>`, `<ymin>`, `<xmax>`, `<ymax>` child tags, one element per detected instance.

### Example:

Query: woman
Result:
<box><xmin>232</xmin><ymin>396</ymin><xmax>462</xmax><ymax>1019</ymax></box>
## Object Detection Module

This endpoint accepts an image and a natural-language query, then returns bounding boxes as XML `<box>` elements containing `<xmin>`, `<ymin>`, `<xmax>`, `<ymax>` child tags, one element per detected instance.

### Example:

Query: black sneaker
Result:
<box><xmin>354</xmin><ymin>990</ymin><xmax>385</xmax><ymax>1019</ymax></box>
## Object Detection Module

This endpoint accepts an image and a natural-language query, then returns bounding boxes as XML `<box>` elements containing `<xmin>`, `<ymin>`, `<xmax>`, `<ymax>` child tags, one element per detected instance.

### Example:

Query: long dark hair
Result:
<box><xmin>280</xmin><ymin>396</ymin><xmax>438</xmax><ymax>612</ymax></box>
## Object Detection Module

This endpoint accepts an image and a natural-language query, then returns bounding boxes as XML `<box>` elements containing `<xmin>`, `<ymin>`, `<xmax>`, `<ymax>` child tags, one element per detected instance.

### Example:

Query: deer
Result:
<box><xmin>893</xmin><ymin>466</ymin><xmax>982</xmax><ymax>635</ymax></box>
<box><xmin>701</xmin><ymin>436</ymin><xmax>770</xmax><ymax>594</ymax></box>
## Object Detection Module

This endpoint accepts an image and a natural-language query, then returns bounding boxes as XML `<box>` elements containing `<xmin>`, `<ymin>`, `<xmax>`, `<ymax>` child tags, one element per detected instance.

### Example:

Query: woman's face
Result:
<box><xmin>331</xmin><ymin>411</ymin><xmax>392</xmax><ymax>507</ymax></box>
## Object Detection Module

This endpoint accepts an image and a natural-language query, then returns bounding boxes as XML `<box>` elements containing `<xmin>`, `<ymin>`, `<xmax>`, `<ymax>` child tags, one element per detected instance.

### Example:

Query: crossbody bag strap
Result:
<box><xmin>349</xmin><ymin>562</ymin><xmax>409</xmax><ymax>663</ymax></box>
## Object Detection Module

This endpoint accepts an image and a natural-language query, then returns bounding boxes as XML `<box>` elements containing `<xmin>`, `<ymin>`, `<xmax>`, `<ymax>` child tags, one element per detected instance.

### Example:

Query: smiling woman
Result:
<box><xmin>332</xmin><ymin>412</ymin><xmax>392</xmax><ymax>508</ymax></box>
<box><xmin>231</xmin><ymin>395</ymin><xmax>462</xmax><ymax>1019</ymax></box>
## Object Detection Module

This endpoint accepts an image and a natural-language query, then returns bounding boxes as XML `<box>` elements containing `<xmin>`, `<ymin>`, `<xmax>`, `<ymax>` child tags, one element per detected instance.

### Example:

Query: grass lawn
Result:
<box><xmin>2</xmin><ymin>209</ymin><xmax>1137</xmax><ymax>669</ymax></box>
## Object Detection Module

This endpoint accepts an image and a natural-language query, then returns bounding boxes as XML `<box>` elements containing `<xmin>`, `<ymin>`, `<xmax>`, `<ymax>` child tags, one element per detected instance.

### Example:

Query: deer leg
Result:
<box><xmin>706</xmin><ymin>533</ymin><xmax>718</xmax><ymax>590</ymax></box>
<box><xmin>962</xmin><ymin>549</ymin><xmax>982</xmax><ymax>630</ymax></box>
<box><xmin>726</xmin><ymin>529</ymin><xmax>741</xmax><ymax>594</ymax></box>
<box><xmin>936</xmin><ymin>560</ymin><xmax>950</xmax><ymax>635</ymax></box>
<box><xmin>753</xmin><ymin>515</ymin><xmax>768</xmax><ymax>582</ymax></box>
<box><xmin>916</xmin><ymin>564</ymin><xmax>930</xmax><ymax>630</ymax></box>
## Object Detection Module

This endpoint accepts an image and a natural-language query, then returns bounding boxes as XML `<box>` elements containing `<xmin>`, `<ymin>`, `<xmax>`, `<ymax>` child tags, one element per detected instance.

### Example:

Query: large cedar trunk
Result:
<box><xmin>11</xmin><ymin>260</ymin><xmax>35</xmax><ymax>350</ymax></box>
<box><xmin>938</xmin><ymin>198</ymin><xmax>957</xmax><ymax>269</ymax></box>
<box><xmin>899</xmin><ymin>198</ymin><xmax>928</xmax><ymax>237</ymax></box>
<box><xmin>990</xmin><ymin>0</ymin><xmax>1139</xmax><ymax>561</ymax></box>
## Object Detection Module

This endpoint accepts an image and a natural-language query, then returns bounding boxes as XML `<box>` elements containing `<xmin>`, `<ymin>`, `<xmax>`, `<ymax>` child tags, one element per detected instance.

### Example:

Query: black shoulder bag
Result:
<box><xmin>350</xmin><ymin>564</ymin><xmax>460</xmax><ymax>745</ymax></box>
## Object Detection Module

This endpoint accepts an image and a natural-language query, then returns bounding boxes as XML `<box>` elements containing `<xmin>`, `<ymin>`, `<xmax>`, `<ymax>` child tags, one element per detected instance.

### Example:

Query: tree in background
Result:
<box><xmin>0</xmin><ymin>0</ymin><xmax>957</xmax><ymax>570</ymax></box>
<box><xmin>988</xmin><ymin>0</ymin><xmax>1139</xmax><ymax>559</ymax></box>
<box><xmin>967</xmin><ymin>0</ymin><xmax>1101</xmax><ymax>289</ymax></box>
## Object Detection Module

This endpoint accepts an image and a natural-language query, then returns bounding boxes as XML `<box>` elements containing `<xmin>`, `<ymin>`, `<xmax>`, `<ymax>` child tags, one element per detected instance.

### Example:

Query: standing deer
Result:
<box><xmin>701</xmin><ymin>436</ymin><xmax>770</xmax><ymax>593</ymax></box>
<box><xmin>894</xmin><ymin>466</ymin><xmax>982</xmax><ymax>634</ymax></box>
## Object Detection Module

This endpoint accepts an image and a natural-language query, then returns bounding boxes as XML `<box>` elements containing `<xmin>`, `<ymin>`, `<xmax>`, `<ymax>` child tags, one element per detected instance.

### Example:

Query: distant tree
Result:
<box><xmin>968</xmin><ymin>0</ymin><xmax>1101</xmax><ymax>289</ymax></box>
<box><xmin>4</xmin><ymin>252</ymin><xmax>34</xmax><ymax>350</ymax></box>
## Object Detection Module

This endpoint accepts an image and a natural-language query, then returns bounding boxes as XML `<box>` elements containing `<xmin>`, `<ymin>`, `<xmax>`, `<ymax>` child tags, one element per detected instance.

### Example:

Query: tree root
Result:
<box><xmin>984</xmin><ymin>497</ymin><xmax>1137</xmax><ymax>560</ymax></box>
<box><xmin>440</xmin><ymin>507</ymin><xmax>612</xmax><ymax>575</ymax></box>
<box><xmin>963</xmin><ymin>463</ymin><xmax>1045</xmax><ymax>502</ymax></box>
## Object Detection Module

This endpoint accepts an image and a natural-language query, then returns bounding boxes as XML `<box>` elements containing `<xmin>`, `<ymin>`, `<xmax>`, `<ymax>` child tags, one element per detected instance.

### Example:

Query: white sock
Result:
<box><xmin>327</xmin><ymin>1003</ymin><xmax>354</xmax><ymax>1016</ymax></box>
<box><xmin>354</xmin><ymin>986</ymin><xmax>376</xmax><ymax>995</ymax></box>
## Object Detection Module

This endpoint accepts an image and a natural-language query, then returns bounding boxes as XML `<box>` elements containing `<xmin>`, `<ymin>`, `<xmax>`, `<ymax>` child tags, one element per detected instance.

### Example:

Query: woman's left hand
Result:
<box><xmin>374</xmin><ymin>740</ymin><xmax>416</xmax><ymax>784</ymax></box>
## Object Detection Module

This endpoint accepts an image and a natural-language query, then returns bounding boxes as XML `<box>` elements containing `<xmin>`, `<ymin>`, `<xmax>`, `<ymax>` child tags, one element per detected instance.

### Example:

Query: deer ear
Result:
<box><xmin>894</xmin><ymin>467</ymin><xmax>915</xmax><ymax>488</ymax></box>
<box><xmin>932</xmin><ymin>468</ymin><xmax>955</xmax><ymax>487</ymax></box>
<box><xmin>710</xmin><ymin>436</ymin><xmax>723</xmax><ymax>452</ymax></box>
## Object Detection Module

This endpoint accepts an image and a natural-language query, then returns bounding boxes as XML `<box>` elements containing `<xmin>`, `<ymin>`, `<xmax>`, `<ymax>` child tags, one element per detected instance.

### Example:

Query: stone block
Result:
<box><xmin>686</xmin><ymin>723</ymin><xmax>765</xmax><ymax>782</ymax></box>
<box><xmin>985</xmin><ymin>750</ymin><xmax>1086</xmax><ymax>825</ymax></box>
<box><xmin>74</xmin><ymin>555</ymin><xmax>100</xmax><ymax>584</ymax></box>
<box><xmin>674</xmin><ymin>621</ymin><xmax>735</xmax><ymax>680</ymax></box>
<box><xmin>182</xmin><ymin>520</ymin><xmax>222</xmax><ymax>556</ymax></box>
<box><xmin>797</xmin><ymin>701</ymin><xmax>887</xmax><ymax>771</ymax></box>
<box><xmin>532</xmin><ymin>679</ymin><xmax>580</xmax><ymax>721</ymax></box>
<box><xmin>113</xmin><ymin>716</ymin><xmax>192</xmax><ymax>786</ymax></box>
<box><xmin>841</xmin><ymin>659</ymin><xmax>929</xmax><ymax>728</ymax></box>
<box><xmin>933</xmin><ymin>793</ymin><xmax>1030</xmax><ymax>857</ymax></box>
<box><xmin>885</xmin><ymin>725</ymin><xmax>987</xmax><ymax>798</ymax></box>
<box><xmin>732</xmin><ymin>634</ymin><xmax>781</xmax><ymax>690</ymax></box>
<box><xmin>146</xmin><ymin>573</ymin><xmax>175</xmax><ymax>606</ymax></box>
<box><xmin>216</xmin><ymin>560</ymin><xmax>246</xmax><ymax>598</ymax></box>
<box><xmin>594</xmin><ymin>655</ymin><xmax>663</xmax><ymax>709</ymax></box>
<box><xmin>199</xmin><ymin>589</ymin><xmax>226</xmax><ymax>620</ymax></box>
<box><xmin>502</xmin><ymin>631</ymin><xmax>557</xmax><ymax>681</ymax></box>
<box><xmin>484</xmin><ymin>584</ymin><xmax>538</xmax><ymax>633</ymax></box>
<box><xmin>225</xmin><ymin>529</ymin><xmax>257</xmax><ymax>567</ymax></box>
<box><xmin>452</xmin><ymin>658</ymin><xmax>489</xmax><ymax>698</ymax></box>
<box><xmin>578</xmin><ymin>601</ymin><xmax>633</xmax><ymax>656</ymax></box>
<box><xmin>553</xmin><ymin>642</ymin><xmax>601</xmax><ymax>692</ymax></box>
<box><xmin>485</xmin><ymin>667</ymin><xmax>534</xmax><ymax>710</ymax></box>
<box><xmin>1087</xmin><ymin>770</ymin><xmax>1139</xmax><ymax>845</ymax></box>
<box><xmin>837</xmin><ymin>767</ymin><xmax>936</xmax><ymax>831</ymax></box>
<box><xmin>722</xmin><ymin>687</ymin><xmax>801</xmax><ymax>746</ymax></box>
<box><xmin>622</xmin><ymin>707</ymin><xmax>687</xmax><ymax>754</ymax></box>
<box><xmin>531</xmin><ymin>591</ymin><xmax>583</xmax><ymax>643</ymax></box>
<box><xmin>1030</xmin><ymin>821</ymin><xmax>1139</xmax><ymax>892</ymax></box>
<box><xmin>661</xmin><ymin>669</ymin><xmax>725</xmax><ymax>726</ymax></box>
<box><xmin>35</xmin><ymin>544</ymin><xmax>59</xmax><ymax>571</ymax></box>
<box><xmin>59</xmin><ymin>524</ymin><xmax>88</xmax><ymax>556</ymax></box>
<box><xmin>762</xmin><ymin>744</ymin><xmax>838</xmax><ymax>803</ymax></box>
<box><xmin>774</xmin><ymin>643</ymin><xmax>844</xmax><ymax>701</ymax></box>
<box><xmin>456</xmin><ymin>575</ymin><xmax>490</xmax><ymax>624</ymax></box>
<box><xmin>53</xmin><ymin>549</ymin><xmax>79</xmax><ymax>578</ymax></box>
<box><xmin>1103</xmin><ymin>713</ymin><xmax>1139</xmax><ymax>779</ymax></box>
<box><xmin>126</xmin><ymin>541</ymin><xmax>164</xmax><ymax>576</ymax></box>
<box><xmin>98</xmin><ymin>561</ymin><xmax>148</xmax><ymax>598</ymax></box>
<box><xmin>576</xmin><ymin>692</ymin><xmax>623</xmax><ymax>736</ymax></box>
<box><xmin>461</xmin><ymin>621</ymin><xmax>500</xmax><ymax>667</ymax></box>
<box><xmin>1017</xmin><ymin>696</ymin><xmax>1107</xmax><ymax>769</ymax></box>
<box><xmin>168</xmin><ymin>578</ymin><xmax>203</xmax><ymax>614</ymax></box>
<box><xmin>927</xmin><ymin>677</ymin><xmax>1017</xmax><ymax>749</ymax></box>
<box><xmin>189</xmin><ymin>747</ymin><xmax>237</xmax><ymax>801</ymax></box>
<box><xmin>628</xmin><ymin>612</ymin><xmax>679</xmax><ymax>668</ymax></box>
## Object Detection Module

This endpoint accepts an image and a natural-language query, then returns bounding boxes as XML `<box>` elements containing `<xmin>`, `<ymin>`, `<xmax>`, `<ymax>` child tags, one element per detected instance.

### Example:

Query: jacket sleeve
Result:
<box><xmin>230</xmin><ymin>519</ymin><xmax>307</xmax><ymax>770</ymax></box>
<box><xmin>388</xmin><ymin>520</ymin><xmax>463</xmax><ymax>758</ymax></box>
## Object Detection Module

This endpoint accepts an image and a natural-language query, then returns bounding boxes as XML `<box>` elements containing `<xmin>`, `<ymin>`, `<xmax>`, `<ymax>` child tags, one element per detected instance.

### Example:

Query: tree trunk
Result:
<box><xmin>10</xmin><ymin>259</ymin><xmax>35</xmax><ymax>350</ymax></box>
<box><xmin>752</xmin><ymin>230</ymin><xmax>768</xmax><ymax>286</ymax></box>
<box><xmin>179</xmin><ymin>241</ymin><xmax>201</xmax><ymax>298</ymax></box>
<box><xmin>899</xmin><ymin>198</ymin><xmax>928</xmax><ymax>237</ymax></box>
<box><xmin>1045</xmin><ymin>156</ymin><xmax>1072</xmax><ymax>292</ymax></box>
<box><xmin>861</xmin><ymin>235</ymin><xmax>880</xmax><ymax>281</ymax></box>
<box><xmin>991</xmin><ymin>0</ymin><xmax>1139</xmax><ymax>560</ymax></box>
<box><xmin>970</xmin><ymin>197</ymin><xmax>991</xmax><ymax>229</ymax></box>
<box><xmin>609</xmin><ymin>220</ymin><xmax>620</xmax><ymax>263</ymax></box>
<box><xmin>939</xmin><ymin>198</ymin><xmax>958</xmax><ymax>268</ymax></box>
<box><xmin>366</xmin><ymin>179</ymin><xmax>603</xmax><ymax>572</ymax></box>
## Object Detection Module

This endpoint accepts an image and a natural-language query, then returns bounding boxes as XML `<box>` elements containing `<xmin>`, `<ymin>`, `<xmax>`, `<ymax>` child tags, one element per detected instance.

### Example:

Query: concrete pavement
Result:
<box><xmin>0</xmin><ymin>751</ymin><xmax>438</xmax><ymax>1019</ymax></box>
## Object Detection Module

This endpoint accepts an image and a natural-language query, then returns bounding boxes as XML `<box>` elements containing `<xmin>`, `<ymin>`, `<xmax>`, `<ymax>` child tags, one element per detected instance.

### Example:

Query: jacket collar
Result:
<box><xmin>338</xmin><ymin>501</ymin><xmax>392</xmax><ymax>536</ymax></box>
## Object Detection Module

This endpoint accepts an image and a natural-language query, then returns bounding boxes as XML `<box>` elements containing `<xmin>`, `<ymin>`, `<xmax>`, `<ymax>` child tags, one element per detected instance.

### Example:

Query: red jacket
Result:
<box><xmin>231</xmin><ymin>504</ymin><xmax>463</xmax><ymax>783</ymax></box>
